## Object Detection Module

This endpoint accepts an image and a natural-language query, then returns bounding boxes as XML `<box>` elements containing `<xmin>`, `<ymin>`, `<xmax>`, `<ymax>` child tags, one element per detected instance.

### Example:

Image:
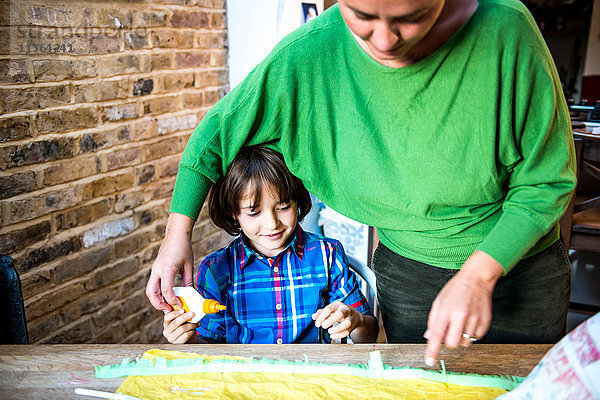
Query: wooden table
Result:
<box><xmin>0</xmin><ymin>343</ymin><xmax>552</xmax><ymax>399</ymax></box>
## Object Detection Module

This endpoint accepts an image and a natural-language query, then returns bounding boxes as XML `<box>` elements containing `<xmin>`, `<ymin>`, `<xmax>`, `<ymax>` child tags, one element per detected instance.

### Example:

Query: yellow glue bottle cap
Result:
<box><xmin>172</xmin><ymin>287</ymin><xmax>226</xmax><ymax>323</ymax></box>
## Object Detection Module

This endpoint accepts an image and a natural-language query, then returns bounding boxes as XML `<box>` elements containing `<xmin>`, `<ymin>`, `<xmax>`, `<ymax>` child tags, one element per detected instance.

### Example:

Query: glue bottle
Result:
<box><xmin>172</xmin><ymin>286</ymin><xmax>226</xmax><ymax>323</ymax></box>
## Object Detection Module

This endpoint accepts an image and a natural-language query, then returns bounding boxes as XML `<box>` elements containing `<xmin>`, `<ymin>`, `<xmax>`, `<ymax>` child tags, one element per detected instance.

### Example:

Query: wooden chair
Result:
<box><xmin>0</xmin><ymin>255</ymin><xmax>29</xmax><ymax>344</ymax></box>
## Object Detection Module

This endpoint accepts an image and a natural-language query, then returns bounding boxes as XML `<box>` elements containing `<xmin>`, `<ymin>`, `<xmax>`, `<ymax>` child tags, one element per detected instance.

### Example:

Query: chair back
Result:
<box><xmin>0</xmin><ymin>255</ymin><xmax>29</xmax><ymax>344</ymax></box>
<box><xmin>346</xmin><ymin>254</ymin><xmax>377</xmax><ymax>315</ymax></box>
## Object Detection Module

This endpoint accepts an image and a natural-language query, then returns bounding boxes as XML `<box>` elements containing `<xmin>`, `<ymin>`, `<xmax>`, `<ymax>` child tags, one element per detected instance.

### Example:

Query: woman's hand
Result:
<box><xmin>163</xmin><ymin>309</ymin><xmax>198</xmax><ymax>344</ymax></box>
<box><xmin>146</xmin><ymin>213</ymin><xmax>196</xmax><ymax>311</ymax></box>
<box><xmin>424</xmin><ymin>250</ymin><xmax>504</xmax><ymax>366</ymax></box>
<box><xmin>313</xmin><ymin>301</ymin><xmax>379</xmax><ymax>343</ymax></box>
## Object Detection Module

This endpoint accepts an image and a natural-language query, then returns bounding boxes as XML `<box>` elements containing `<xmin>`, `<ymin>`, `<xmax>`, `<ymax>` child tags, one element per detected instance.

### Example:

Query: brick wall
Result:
<box><xmin>0</xmin><ymin>0</ymin><xmax>232</xmax><ymax>343</ymax></box>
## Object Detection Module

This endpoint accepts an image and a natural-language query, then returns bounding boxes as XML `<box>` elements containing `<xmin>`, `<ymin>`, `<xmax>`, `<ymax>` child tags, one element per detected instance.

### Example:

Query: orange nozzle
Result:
<box><xmin>203</xmin><ymin>299</ymin><xmax>226</xmax><ymax>314</ymax></box>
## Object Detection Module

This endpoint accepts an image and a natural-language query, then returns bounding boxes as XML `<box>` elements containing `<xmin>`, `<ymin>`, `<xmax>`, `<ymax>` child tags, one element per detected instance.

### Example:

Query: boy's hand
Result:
<box><xmin>162</xmin><ymin>309</ymin><xmax>198</xmax><ymax>344</ymax></box>
<box><xmin>312</xmin><ymin>301</ymin><xmax>364</xmax><ymax>340</ymax></box>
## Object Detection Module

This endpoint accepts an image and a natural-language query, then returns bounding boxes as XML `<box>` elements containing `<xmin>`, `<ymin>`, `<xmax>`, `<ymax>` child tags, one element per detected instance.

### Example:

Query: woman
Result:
<box><xmin>147</xmin><ymin>0</ymin><xmax>576</xmax><ymax>366</ymax></box>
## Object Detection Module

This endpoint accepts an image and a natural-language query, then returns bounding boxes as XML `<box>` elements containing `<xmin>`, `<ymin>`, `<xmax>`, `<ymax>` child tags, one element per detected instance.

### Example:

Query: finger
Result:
<box><xmin>314</xmin><ymin>307</ymin><xmax>333</xmax><ymax>328</ymax></box>
<box><xmin>424</xmin><ymin>304</ymin><xmax>447</xmax><ymax>367</ymax></box>
<box><xmin>445</xmin><ymin>313</ymin><xmax>468</xmax><ymax>349</ymax></box>
<box><xmin>328</xmin><ymin>317</ymin><xmax>352</xmax><ymax>336</ymax></box>
<box><xmin>312</xmin><ymin>309</ymin><xmax>322</xmax><ymax>321</ymax></box>
<box><xmin>163</xmin><ymin>309</ymin><xmax>181</xmax><ymax>327</ymax></box>
<box><xmin>461</xmin><ymin>316</ymin><xmax>480</xmax><ymax>347</ymax></box>
<box><xmin>182</xmin><ymin>260</ymin><xmax>194</xmax><ymax>287</ymax></box>
<box><xmin>161</xmin><ymin>271</ymin><xmax>181</xmax><ymax>308</ymax></box>
<box><xmin>146</xmin><ymin>273</ymin><xmax>172</xmax><ymax>312</ymax></box>
<box><xmin>319</xmin><ymin>309</ymin><xmax>345</xmax><ymax>330</ymax></box>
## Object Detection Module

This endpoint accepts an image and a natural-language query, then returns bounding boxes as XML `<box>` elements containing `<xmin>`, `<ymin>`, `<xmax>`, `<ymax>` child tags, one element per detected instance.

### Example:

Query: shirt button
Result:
<box><xmin>277</xmin><ymin>338</ymin><xmax>283</xmax><ymax>344</ymax></box>
<box><xmin>275</xmin><ymin>303</ymin><xmax>282</xmax><ymax>311</ymax></box>
<box><xmin>273</xmin><ymin>266</ymin><xmax>279</xmax><ymax>273</ymax></box>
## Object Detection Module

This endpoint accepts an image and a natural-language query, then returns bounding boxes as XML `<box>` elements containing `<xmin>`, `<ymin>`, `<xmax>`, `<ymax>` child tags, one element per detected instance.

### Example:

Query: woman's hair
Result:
<box><xmin>207</xmin><ymin>145</ymin><xmax>312</xmax><ymax>236</ymax></box>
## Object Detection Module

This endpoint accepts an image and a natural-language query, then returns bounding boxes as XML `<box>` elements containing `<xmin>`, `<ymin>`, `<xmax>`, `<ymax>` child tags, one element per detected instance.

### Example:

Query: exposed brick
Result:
<box><xmin>98</xmin><ymin>77</ymin><xmax>130</xmax><ymax>101</ymax></box>
<box><xmin>4</xmin><ymin>186</ymin><xmax>78</xmax><ymax>224</ymax></box>
<box><xmin>78</xmin><ymin>125</ymin><xmax>131</xmax><ymax>153</ymax></box>
<box><xmin>151</xmin><ymin>29</ymin><xmax>194</xmax><ymax>48</ymax></box>
<box><xmin>3</xmin><ymin>137</ymin><xmax>75</xmax><ymax>169</ymax></box>
<box><xmin>114</xmin><ymin>230</ymin><xmax>150</xmax><ymax>258</ymax></box>
<box><xmin>132</xmin><ymin>78</ymin><xmax>153</xmax><ymax>96</ymax></box>
<box><xmin>145</xmin><ymin>176</ymin><xmax>176</xmax><ymax>200</ymax></box>
<box><xmin>0</xmin><ymin>115</ymin><xmax>32</xmax><ymax>143</ymax></box>
<box><xmin>203</xmin><ymin>87</ymin><xmax>223</xmax><ymax>106</ymax></box>
<box><xmin>53</xmin><ymin>246</ymin><xmax>111</xmax><ymax>284</ymax></box>
<box><xmin>105</xmin><ymin>147</ymin><xmax>142</xmax><ymax>171</ymax></box>
<box><xmin>43</xmin><ymin>155</ymin><xmax>100</xmax><ymax>186</ymax></box>
<box><xmin>60</xmin><ymin>288</ymin><xmax>116</xmax><ymax>324</ymax></box>
<box><xmin>140</xmin><ymin>242</ymin><xmax>160</xmax><ymax>265</ymax></box>
<box><xmin>100</xmin><ymin>54</ymin><xmax>148</xmax><ymax>77</ymax></box>
<box><xmin>82</xmin><ymin>216</ymin><xmax>135</xmax><ymax>248</ymax></box>
<box><xmin>195</xmin><ymin>31</ymin><xmax>227</xmax><ymax>49</ymax></box>
<box><xmin>195</xmin><ymin>69</ymin><xmax>225</xmax><ymax>88</ymax></box>
<box><xmin>35</xmin><ymin>106</ymin><xmax>98</xmax><ymax>134</ymax></box>
<box><xmin>135</xmin><ymin>163</ymin><xmax>155</xmax><ymax>184</ymax></box>
<box><xmin>101</xmin><ymin>101</ymin><xmax>139</xmax><ymax>122</ymax></box>
<box><xmin>130</xmin><ymin>118</ymin><xmax>157</xmax><ymax>141</ymax></box>
<box><xmin>157</xmin><ymin>72</ymin><xmax>194</xmax><ymax>92</ymax></box>
<box><xmin>72</xmin><ymin>82</ymin><xmax>98</xmax><ymax>103</ymax></box>
<box><xmin>156</xmin><ymin>113</ymin><xmax>197</xmax><ymax>135</ymax></box>
<box><xmin>32</xmin><ymin>59</ymin><xmax>97</xmax><ymax>82</ymax></box>
<box><xmin>179</xmin><ymin>91</ymin><xmax>203</xmax><ymax>109</ymax></box>
<box><xmin>25</xmin><ymin>281</ymin><xmax>85</xmax><ymax>320</ymax></box>
<box><xmin>135</xmin><ymin>203</ymin><xmax>165</xmax><ymax>227</ymax></box>
<box><xmin>114</xmin><ymin>190</ymin><xmax>144</xmax><ymax>213</ymax></box>
<box><xmin>174</xmin><ymin>50</ymin><xmax>210</xmax><ymax>68</ymax></box>
<box><xmin>76</xmin><ymin>170</ymin><xmax>134</xmax><ymax>202</ymax></box>
<box><xmin>0</xmin><ymin>59</ymin><xmax>30</xmax><ymax>84</ymax></box>
<box><xmin>210</xmin><ymin>49</ymin><xmax>227</xmax><ymax>66</ymax></box>
<box><xmin>17</xmin><ymin>4</ymin><xmax>91</xmax><ymax>27</ymax></box>
<box><xmin>0</xmin><ymin>170</ymin><xmax>38</xmax><ymax>199</ymax></box>
<box><xmin>0</xmin><ymin>85</ymin><xmax>69</xmax><ymax>114</ymax></box>
<box><xmin>143</xmin><ymin>136</ymin><xmax>183</xmax><ymax>161</ymax></box>
<box><xmin>85</xmin><ymin>257</ymin><xmax>139</xmax><ymax>291</ymax></box>
<box><xmin>91</xmin><ymin>8</ymin><xmax>134</xmax><ymax>29</ymax></box>
<box><xmin>20</xmin><ymin>267</ymin><xmax>52</xmax><ymax>299</ymax></box>
<box><xmin>210</xmin><ymin>11</ymin><xmax>226</xmax><ymax>29</ymax></box>
<box><xmin>157</xmin><ymin>154</ymin><xmax>180</xmax><ymax>178</ymax></box>
<box><xmin>0</xmin><ymin>220</ymin><xmax>51</xmax><ymax>254</ymax></box>
<box><xmin>55</xmin><ymin>199</ymin><xmax>112</xmax><ymax>231</ymax></box>
<box><xmin>42</xmin><ymin>318</ymin><xmax>93</xmax><ymax>344</ymax></box>
<box><xmin>92</xmin><ymin>290</ymin><xmax>146</xmax><ymax>329</ymax></box>
<box><xmin>151</xmin><ymin>52</ymin><xmax>172</xmax><ymax>70</ymax></box>
<box><xmin>142</xmin><ymin>95</ymin><xmax>178</xmax><ymax>116</ymax></box>
<box><xmin>27</xmin><ymin>312</ymin><xmax>61</xmax><ymax>343</ymax></box>
<box><xmin>171</xmin><ymin>10</ymin><xmax>209</xmax><ymax>28</ymax></box>
<box><xmin>123</xmin><ymin>30</ymin><xmax>149</xmax><ymax>50</ymax></box>
<box><xmin>133</xmin><ymin>10</ymin><xmax>167</xmax><ymax>28</ymax></box>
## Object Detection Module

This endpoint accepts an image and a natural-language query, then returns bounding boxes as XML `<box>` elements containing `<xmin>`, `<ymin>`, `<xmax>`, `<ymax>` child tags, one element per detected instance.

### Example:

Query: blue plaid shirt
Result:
<box><xmin>195</xmin><ymin>226</ymin><xmax>371</xmax><ymax>344</ymax></box>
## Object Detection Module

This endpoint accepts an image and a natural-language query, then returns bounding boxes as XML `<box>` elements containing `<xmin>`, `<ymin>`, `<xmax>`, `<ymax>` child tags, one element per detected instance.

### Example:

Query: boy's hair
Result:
<box><xmin>208</xmin><ymin>145</ymin><xmax>312</xmax><ymax>236</ymax></box>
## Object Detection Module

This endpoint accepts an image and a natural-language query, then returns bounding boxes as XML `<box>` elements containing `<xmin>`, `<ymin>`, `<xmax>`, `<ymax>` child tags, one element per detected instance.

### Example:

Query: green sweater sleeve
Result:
<box><xmin>476</xmin><ymin>9</ymin><xmax>576</xmax><ymax>271</ymax></box>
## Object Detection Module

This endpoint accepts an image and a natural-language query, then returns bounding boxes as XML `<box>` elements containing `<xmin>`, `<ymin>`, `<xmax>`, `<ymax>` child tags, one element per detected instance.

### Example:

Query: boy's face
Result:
<box><xmin>237</xmin><ymin>185</ymin><xmax>298</xmax><ymax>258</ymax></box>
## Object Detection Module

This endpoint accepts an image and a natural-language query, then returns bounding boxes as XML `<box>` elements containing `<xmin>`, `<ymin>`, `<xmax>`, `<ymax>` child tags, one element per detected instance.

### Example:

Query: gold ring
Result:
<box><xmin>462</xmin><ymin>332</ymin><xmax>478</xmax><ymax>342</ymax></box>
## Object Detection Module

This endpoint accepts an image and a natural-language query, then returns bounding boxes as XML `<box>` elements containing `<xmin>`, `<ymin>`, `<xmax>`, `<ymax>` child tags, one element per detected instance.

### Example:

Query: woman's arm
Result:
<box><xmin>146</xmin><ymin>213</ymin><xmax>196</xmax><ymax>311</ymax></box>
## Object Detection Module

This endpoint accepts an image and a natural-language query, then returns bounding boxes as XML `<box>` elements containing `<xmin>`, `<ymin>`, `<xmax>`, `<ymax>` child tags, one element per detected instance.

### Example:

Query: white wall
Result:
<box><xmin>583</xmin><ymin>0</ymin><xmax>600</xmax><ymax>76</ymax></box>
<box><xmin>226</xmin><ymin>0</ymin><xmax>323</xmax><ymax>89</ymax></box>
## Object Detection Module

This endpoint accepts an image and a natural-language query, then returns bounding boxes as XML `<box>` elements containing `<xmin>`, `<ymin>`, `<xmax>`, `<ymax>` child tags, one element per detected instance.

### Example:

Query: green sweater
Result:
<box><xmin>171</xmin><ymin>0</ymin><xmax>576</xmax><ymax>272</ymax></box>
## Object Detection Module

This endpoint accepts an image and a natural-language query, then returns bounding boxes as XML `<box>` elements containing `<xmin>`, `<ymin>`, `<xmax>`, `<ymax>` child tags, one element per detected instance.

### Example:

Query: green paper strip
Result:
<box><xmin>95</xmin><ymin>350</ymin><xmax>524</xmax><ymax>391</ymax></box>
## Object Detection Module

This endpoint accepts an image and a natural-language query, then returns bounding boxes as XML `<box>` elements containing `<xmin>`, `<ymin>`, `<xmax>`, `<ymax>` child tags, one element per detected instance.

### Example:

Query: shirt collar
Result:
<box><xmin>237</xmin><ymin>225</ymin><xmax>305</xmax><ymax>269</ymax></box>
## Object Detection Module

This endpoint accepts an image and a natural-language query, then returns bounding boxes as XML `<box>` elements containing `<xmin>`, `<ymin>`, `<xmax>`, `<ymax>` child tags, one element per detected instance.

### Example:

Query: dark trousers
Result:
<box><xmin>372</xmin><ymin>239</ymin><xmax>571</xmax><ymax>343</ymax></box>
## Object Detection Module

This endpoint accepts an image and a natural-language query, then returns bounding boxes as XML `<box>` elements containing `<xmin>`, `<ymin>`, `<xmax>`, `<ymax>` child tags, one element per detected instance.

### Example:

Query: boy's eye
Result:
<box><xmin>278</xmin><ymin>204</ymin><xmax>291</xmax><ymax>211</ymax></box>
